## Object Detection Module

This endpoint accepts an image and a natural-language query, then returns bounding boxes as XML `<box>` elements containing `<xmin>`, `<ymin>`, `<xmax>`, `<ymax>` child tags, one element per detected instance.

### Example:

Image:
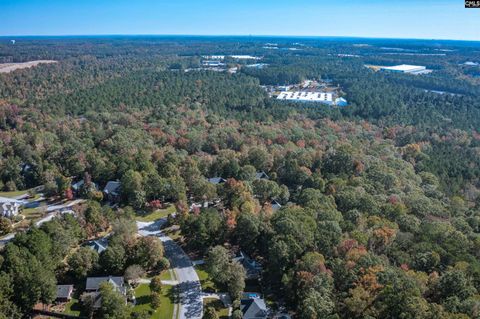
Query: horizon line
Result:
<box><xmin>1</xmin><ymin>33</ymin><xmax>479</xmax><ymax>43</ymax></box>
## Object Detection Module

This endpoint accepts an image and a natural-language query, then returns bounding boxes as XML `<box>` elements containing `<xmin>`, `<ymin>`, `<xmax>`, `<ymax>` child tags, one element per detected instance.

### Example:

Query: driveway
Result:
<box><xmin>137</xmin><ymin>220</ymin><xmax>203</xmax><ymax>319</ymax></box>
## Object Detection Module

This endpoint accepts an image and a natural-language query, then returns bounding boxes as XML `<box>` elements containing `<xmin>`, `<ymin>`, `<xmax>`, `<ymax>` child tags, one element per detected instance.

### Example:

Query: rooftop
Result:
<box><xmin>241</xmin><ymin>298</ymin><xmax>268</xmax><ymax>319</ymax></box>
<box><xmin>0</xmin><ymin>196</ymin><xmax>25</xmax><ymax>204</ymax></box>
<box><xmin>277</xmin><ymin>91</ymin><xmax>333</xmax><ymax>103</ymax></box>
<box><xmin>85</xmin><ymin>237</ymin><xmax>109</xmax><ymax>254</ymax></box>
<box><xmin>381</xmin><ymin>64</ymin><xmax>426</xmax><ymax>72</ymax></box>
<box><xmin>104</xmin><ymin>181</ymin><xmax>121</xmax><ymax>195</ymax></box>
<box><xmin>208</xmin><ymin>177</ymin><xmax>226</xmax><ymax>184</ymax></box>
<box><xmin>86</xmin><ymin>276</ymin><xmax>125</xmax><ymax>293</ymax></box>
<box><xmin>56</xmin><ymin>285</ymin><xmax>74</xmax><ymax>299</ymax></box>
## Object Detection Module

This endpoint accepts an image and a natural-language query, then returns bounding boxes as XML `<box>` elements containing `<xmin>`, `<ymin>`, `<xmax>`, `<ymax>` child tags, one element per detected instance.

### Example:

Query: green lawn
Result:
<box><xmin>64</xmin><ymin>297</ymin><xmax>81</xmax><ymax>316</ymax></box>
<box><xmin>203</xmin><ymin>298</ymin><xmax>229</xmax><ymax>319</ymax></box>
<box><xmin>133</xmin><ymin>283</ymin><xmax>175</xmax><ymax>319</ymax></box>
<box><xmin>195</xmin><ymin>265</ymin><xmax>221</xmax><ymax>293</ymax></box>
<box><xmin>159</xmin><ymin>269</ymin><xmax>173</xmax><ymax>281</ymax></box>
<box><xmin>0</xmin><ymin>190</ymin><xmax>28</xmax><ymax>198</ymax></box>
<box><xmin>136</xmin><ymin>205</ymin><xmax>176</xmax><ymax>222</ymax></box>
<box><xmin>21</xmin><ymin>207</ymin><xmax>44</xmax><ymax>220</ymax></box>
<box><xmin>164</xmin><ymin>227</ymin><xmax>182</xmax><ymax>242</ymax></box>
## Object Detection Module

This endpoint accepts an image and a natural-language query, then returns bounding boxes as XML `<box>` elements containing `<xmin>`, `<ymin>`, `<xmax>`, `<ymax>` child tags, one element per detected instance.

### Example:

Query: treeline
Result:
<box><xmin>0</xmin><ymin>37</ymin><xmax>479</xmax><ymax>318</ymax></box>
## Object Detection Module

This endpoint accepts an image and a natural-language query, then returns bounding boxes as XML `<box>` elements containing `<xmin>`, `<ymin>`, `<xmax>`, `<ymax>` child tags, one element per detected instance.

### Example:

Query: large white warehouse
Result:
<box><xmin>380</xmin><ymin>64</ymin><xmax>430</xmax><ymax>74</ymax></box>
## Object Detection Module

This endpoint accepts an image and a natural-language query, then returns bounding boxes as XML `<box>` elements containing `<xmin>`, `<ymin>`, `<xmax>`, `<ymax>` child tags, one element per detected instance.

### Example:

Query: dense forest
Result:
<box><xmin>0</xmin><ymin>36</ymin><xmax>479</xmax><ymax>318</ymax></box>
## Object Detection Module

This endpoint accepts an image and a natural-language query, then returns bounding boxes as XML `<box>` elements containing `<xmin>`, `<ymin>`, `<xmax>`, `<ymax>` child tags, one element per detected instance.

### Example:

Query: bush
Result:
<box><xmin>151</xmin><ymin>292</ymin><xmax>162</xmax><ymax>309</ymax></box>
<box><xmin>149</xmin><ymin>275</ymin><xmax>163</xmax><ymax>293</ymax></box>
<box><xmin>157</xmin><ymin>257</ymin><xmax>170</xmax><ymax>272</ymax></box>
<box><xmin>0</xmin><ymin>217</ymin><xmax>12</xmax><ymax>235</ymax></box>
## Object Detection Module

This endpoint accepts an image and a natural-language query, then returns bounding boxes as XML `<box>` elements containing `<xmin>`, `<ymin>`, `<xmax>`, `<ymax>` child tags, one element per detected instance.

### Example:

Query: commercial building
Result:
<box><xmin>276</xmin><ymin>91</ymin><xmax>348</xmax><ymax>106</ymax></box>
<box><xmin>277</xmin><ymin>91</ymin><xmax>334</xmax><ymax>104</ymax></box>
<box><xmin>202</xmin><ymin>60</ymin><xmax>225</xmax><ymax>67</ymax></box>
<box><xmin>380</xmin><ymin>64</ymin><xmax>430</xmax><ymax>74</ymax></box>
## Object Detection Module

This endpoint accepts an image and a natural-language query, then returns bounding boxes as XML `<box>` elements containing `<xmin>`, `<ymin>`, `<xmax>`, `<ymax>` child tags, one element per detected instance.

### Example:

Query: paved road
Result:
<box><xmin>137</xmin><ymin>220</ymin><xmax>203</xmax><ymax>319</ymax></box>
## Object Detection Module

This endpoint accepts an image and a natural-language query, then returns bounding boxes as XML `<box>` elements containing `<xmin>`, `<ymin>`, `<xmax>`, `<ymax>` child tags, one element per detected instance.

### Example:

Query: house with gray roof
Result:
<box><xmin>208</xmin><ymin>177</ymin><xmax>227</xmax><ymax>185</ymax></box>
<box><xmin>85</xmin><ymin>237</ymin><xmax>109</xmax><ymax>254</ymax></box>
<box><xmin>86</xmin><ymin>276</ymin><xmax>126</xmax><ymax>295</ymax></box>
<box><xmin>241</xmin><ymin>298</ymin><xmax>269</xmax><ymax>319</ymax></box>
<box><xmin>72</xmin><ymin>179</ymin><xmax>98</xmax><ymax>197</ymax></box>
<box><xmin>271</xmin><ymin>200</ymin><xmax>282</xmax><ymax>211</ymax></box>
<box><xmin>85</xmin><ymin>276</ymin><xmax>127</xmax><ymax>309</ymax></box>
<box><xmin>234</xmin><ymin>251</ymin><xmax>263</xmax><ymax>280</ymax></box>
<box><xmin>103</xmin><ymin>181</ymin><xmax>122</xmax><ymax>202</ymax></box>
<box><xmin>56</xmin><ymin>285</ymin><xmax>74</xmax><ymax>302</ymax></box>
<box><xmin>255</xmin><ymin>171</ymin><xmax>270</xmax><ymax>180</ymax></box>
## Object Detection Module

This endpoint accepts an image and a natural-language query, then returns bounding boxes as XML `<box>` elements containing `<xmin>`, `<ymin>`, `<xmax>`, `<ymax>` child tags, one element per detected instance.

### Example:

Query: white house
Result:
<box><xmin>0</xmin><ymin>197</ymin><xmax>25</xmax><ymax>218</ymax></box>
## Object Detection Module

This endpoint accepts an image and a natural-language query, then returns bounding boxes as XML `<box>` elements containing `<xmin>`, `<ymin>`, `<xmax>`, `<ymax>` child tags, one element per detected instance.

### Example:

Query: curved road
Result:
<box><xmin>137</xmin><ymin>220</ymin><xmax>203</xmax><ymax>319</ymax></box>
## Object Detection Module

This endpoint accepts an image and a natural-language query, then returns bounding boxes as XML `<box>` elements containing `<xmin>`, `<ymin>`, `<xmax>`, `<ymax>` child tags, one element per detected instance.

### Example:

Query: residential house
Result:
<box><xmin>271</xmin><ymin>200</ymin><xmax>282</xmax><ymax>211</ymax></box>
<box><xmin>71</xmin><ymin>180</ymin><xmax>84</xmax><ymax>195</ymax></box>
<box><xmin>234</xmin><ymin>251</ymin><xmax>263</xmax><ymax>280</ymax></box>
<box><xmin>56</xmin><ymin>285</ymin><xmax>74</xmax><ymax>303</ymax></box>
<box><xmin>103</xmin><ymin>181</ymin><xmax>122</xmax><ymax>202</ymax></box>
<box><xmin>208</xmin><ymin>177</ymin><xmax>227</xmax><ymax>185</ymax></box>
<box><xmin>85</xmin><ymin>276</ymin><xmax>127</xmax><ymax>309</ymax></box>
<box><xmin>72</xmin><ymin>179</ymin><xmax>98</xmax><ymax>197</ymax></box>
<box><xmin>241</xmin><ymin>297</ymin><xmax>269</xmax><ymax>319</ymax></box>
<box><xmin>85</xmin><ymin>237</ymin><xmax>109</xmax><ymax>254</ymax></box>
<box><xmin>255</xmin><ymin>171</ymin><xmax>269</xmax><ymax>180</ymax></box>
<box><xmin>86</xmin><ymin>276</ymin><xmax>126</xmax><ymax>294</ymax></box>
<box><xmin>0</xmin><ymin>196</ymin><xmax>24</xmax><ymax>218</ymax></box>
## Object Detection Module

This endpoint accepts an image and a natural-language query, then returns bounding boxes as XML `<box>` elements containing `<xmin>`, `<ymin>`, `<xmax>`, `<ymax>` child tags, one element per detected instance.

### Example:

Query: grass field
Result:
<box><xmin>0</xmin><ymin>190</ymin><xmax>28</xmax><ymax>198</ymax></box>
<box><xmin>159</xmin><ymin>269</ymin><xmax>173</xmax><ymax>281</ymax></box>
<box><xmin>64</xmin><ymin>297</ymin><xmax>81</xmax><ymax>316</ymax></box>
<box><xmin>136</xmin><ymin>205</ymin><xmax>176</xmax><ymax>222</ymax></box>
<box><xmin>195</xmin><ymin>265</ymin><xmax>221</xmax><ymax>293</ymax></box>
<box><xmin>21</xmin><ymin>207</ymin><xmax>44</xmax><ymax>220</ymax></box>
<box><xmin>133</xmin><ymin>284</ymin><xmax>175</xmax><ymax>319</ymax></box>
<box><xmin>203</xmin><ymin>298</ymin><xmax>229</xmax><ymax>319</ymax></box>
<box><xmin>164</xmin><ymin>227</ymin><xmax>182</xmax><ymax>242</ymax></box>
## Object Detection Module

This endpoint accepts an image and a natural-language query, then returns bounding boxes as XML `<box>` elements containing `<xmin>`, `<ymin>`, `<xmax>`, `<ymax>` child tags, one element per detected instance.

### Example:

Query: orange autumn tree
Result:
<box><xmin>345</xmin><ymin>265</ymin><xmax>385</xmax><ymax>317</ymax></box>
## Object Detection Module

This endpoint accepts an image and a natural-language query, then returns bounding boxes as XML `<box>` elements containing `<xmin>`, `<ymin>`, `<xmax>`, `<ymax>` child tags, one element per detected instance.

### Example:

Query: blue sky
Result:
<box><xmin>1</xmin><ymin>0</ymin><xmax>479</xmax><ymax>40</ymax></box>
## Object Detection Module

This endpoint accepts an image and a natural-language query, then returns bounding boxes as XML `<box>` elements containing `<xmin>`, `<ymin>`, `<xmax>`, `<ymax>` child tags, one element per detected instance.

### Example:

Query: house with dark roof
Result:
<box><xmin>233</xmin><ymin>251</ymin><xmax>263</xmax><ymax>280</ymax></box>
<box><xmin>85</xmin><ymin>276</ymin><xmax>127</xmax><ymax>309</ymax></box>
<box><xmin>271</xmin><ymin>200</ymin><xmax>282</xmax><ymax>211</ymax></box>
<box><xmin>255</xmin><ymin>171</ymin><xmax>270</xmax><ymax>180</ymax></box>
<box><xmin>86</xmin><ymin>276</ymin><xmax>126</xmax><ymax>294</ymax></box>
<box><xmin>208</xmin><ymin>177</ymin><xmax>227</xmax><ymax>185</ymax></box>
<box><xmin>71</xmin><ymin>180</ymin><xmax>85</xmax><ymax>194</ymax></box>
<box><xmin>241</xmin><ymin>298</ymin><xmax>269</xmax><ymax>319</ymax></box>
<box><xmin>72</xmin><ymin>179</ymin><xmax>98</xmax><ymax>197</ymax></box>
<box><xmin>103</xmin><ymin>181</ymin><xmax>122</xmax><ymax>202</ymax></box>
<box><xmin>85</xmin><ymin>237</ymin><xmax>109</xmax><ymax>254</ymax></box>
<box><xmin>56</xmin><ymin>285</ymin><xmax>74</xmax><ymax>302</ymax></box>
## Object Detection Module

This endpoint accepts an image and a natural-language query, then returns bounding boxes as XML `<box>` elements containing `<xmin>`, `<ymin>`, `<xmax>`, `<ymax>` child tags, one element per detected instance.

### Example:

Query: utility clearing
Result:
<box><xmin>0</xmin><ymin>60</ymin><xmax>57</xmax><ymax>73</ymax></box>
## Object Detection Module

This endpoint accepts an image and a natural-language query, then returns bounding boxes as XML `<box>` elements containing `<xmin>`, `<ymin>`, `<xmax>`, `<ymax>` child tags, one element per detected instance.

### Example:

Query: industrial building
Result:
<box><xmin>201</xmin><ymin>55</ymin><xmax>261</xmax><ymax>60</ymax></box>
<box><xmin>380</xmin><ymin>64</ymin><xmax>431</xmax><ymax>74</ymax></box>
<box><xmin>277</xmin><ymin>91</ymin><xmax>334</xmax><ymax>103</ymax></box>
<box><xmin>202</xmin><ymin>60</ymin><xmax>225</xmax><ymax>67</ymax></box>
<box><xmin>276</xmin><ymin>91</ymin><xmax>347</xmax><ymax>106</ymax></box>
